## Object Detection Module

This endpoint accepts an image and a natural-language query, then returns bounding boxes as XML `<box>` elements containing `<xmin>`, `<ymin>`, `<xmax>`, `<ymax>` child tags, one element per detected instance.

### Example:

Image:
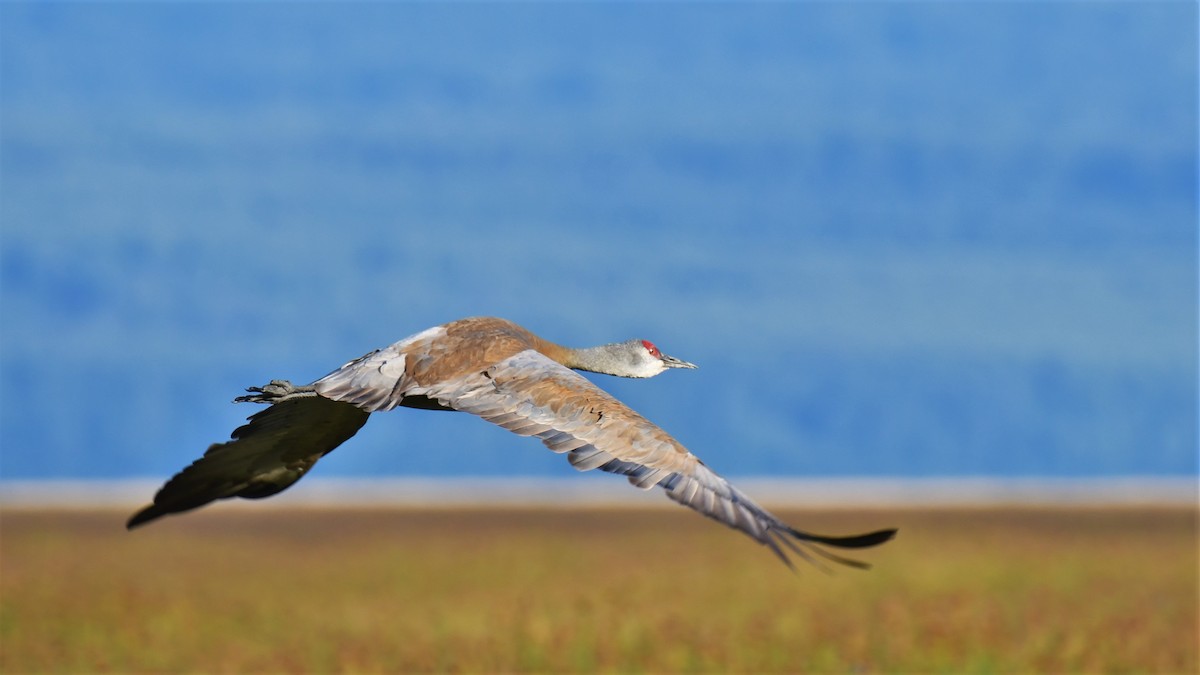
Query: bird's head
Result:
<box><xmin>622</xmin><ymin>338</ymin><xmax>698</xmax><ymax>378</ymax></box>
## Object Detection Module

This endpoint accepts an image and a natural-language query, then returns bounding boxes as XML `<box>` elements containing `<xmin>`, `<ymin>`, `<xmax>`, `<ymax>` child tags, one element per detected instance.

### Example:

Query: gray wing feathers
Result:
<box><xmin>314</xmin><ymin>348</ymin><xmax>410</xmax><ymax>412</ymax></box>
<box><xmin>382</xmin><ymin>350</ymin><xmax>818</xmax><ymax>561</ymax></box>
<box><xmin>315</xmin><ymin>347</ymin><xmax>894</xmax><ymax>567</ymax></box>
<box><xmin>409</xmin><ymin>350</ymin><xmax>699</xmax><ymax>476</ymax></box>
<box><xmin>565</xmin><ymin>445</ymin><xmax>615</xmax><ymax>470</ymax></box>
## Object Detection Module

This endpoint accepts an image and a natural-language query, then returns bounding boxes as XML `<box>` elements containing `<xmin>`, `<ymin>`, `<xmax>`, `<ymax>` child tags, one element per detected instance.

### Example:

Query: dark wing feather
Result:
<box><xmin>316</xmin><ymin>348</ymin><xmax>896</xmax><ymax>568</ymax></box>
<box><xmin>126</xmin><ymin>396</ymin><xmax>369</xmax><ymax>529</ymax></box>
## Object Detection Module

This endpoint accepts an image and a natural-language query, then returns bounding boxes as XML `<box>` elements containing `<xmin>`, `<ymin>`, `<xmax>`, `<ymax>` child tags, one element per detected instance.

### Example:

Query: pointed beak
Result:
<box><xmin>662</xmin><ymin>354</ymin><xmax>698</xmax><ymax>370</ymax></box>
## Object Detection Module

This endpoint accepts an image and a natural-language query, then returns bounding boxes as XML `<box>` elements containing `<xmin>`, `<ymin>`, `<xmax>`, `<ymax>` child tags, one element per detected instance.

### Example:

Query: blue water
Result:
<box><xmin>1</xmin><ymin>3</ymin><xmax>1196</xmax><ymax>481</ymax></box>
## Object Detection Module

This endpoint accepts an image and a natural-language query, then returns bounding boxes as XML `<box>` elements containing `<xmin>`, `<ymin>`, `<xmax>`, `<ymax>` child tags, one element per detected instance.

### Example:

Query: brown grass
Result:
<box><xmin>1</xmin><ymin>505</ymin><xmax>1196</xmax><ymax>673</ymax></box>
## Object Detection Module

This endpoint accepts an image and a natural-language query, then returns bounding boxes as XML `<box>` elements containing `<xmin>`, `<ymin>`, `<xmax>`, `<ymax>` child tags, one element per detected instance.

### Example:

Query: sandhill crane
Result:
<box><xmin>128</xmin><ymin>316</ymin><xmax>895</xmax><ymax>568</ymax></box>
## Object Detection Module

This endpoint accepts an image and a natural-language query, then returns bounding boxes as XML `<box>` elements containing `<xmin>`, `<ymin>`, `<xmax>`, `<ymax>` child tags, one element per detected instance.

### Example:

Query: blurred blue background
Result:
<box><xmin>2</xmin><ymin>2</ymin><xmax>1196</xmax><ymax>483</ymax></box>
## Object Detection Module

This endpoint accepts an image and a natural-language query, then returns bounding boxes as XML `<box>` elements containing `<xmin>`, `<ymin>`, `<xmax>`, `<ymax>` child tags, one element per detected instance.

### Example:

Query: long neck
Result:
<box><xmin>558</xmin><ymin>343</ymin><xmax>637</xmax><ymax>377</ymax></box>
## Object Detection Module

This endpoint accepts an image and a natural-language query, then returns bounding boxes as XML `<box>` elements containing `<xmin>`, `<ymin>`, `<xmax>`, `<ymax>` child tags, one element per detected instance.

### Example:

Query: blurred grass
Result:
<box><xmin>1</xmin><ymin>505</ymin><xmax>1195</xmax><ymax>673</ymax></box>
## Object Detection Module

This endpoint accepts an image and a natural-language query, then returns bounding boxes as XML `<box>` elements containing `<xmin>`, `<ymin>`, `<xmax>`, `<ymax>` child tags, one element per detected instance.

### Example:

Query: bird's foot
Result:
<box><xmin>234</xmin><ymin>380</ymin><xmax>317</xmax><ymax>404</ymax></box>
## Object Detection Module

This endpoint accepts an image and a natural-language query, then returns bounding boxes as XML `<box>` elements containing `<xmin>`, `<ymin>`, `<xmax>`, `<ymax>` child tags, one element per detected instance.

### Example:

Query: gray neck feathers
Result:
<box><xmin>564</xmin><ymin>340</ymin><xmax>645</xmax><ymax>377</ymax></box>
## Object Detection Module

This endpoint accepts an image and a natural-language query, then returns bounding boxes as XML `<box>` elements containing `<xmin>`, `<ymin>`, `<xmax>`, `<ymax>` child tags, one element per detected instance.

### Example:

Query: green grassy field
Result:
<box><xmin>1</xmin><ymin>505</ymin><xmax>1195</xmax><ymax>673</ymax></box>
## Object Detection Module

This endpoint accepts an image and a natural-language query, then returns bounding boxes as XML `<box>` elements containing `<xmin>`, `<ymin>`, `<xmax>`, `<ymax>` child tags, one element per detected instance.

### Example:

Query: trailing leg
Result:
<box><xmin>234</xmin><ymin>379</ymin><xmax>318</xmax><ymax>404</ymax></box>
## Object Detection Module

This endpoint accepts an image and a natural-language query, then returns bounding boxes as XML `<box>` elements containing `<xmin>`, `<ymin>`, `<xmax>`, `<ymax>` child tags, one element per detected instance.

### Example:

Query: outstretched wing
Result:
<box><xmin>126</xmin><ymin>396</ymin><xmax>369</xmax><ymax>529</ymax></box>
<box><xmin>316</xmin><ymin>349</ymin><xmax>895</xmax><ymax>568</ymax></box>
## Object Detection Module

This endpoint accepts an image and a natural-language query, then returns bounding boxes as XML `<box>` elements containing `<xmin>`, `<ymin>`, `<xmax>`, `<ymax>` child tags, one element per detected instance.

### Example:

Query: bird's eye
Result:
<box><xmin>641</xmin><ymin>340</ymin><xmax>659</xmax><ymax>357</ymax></box>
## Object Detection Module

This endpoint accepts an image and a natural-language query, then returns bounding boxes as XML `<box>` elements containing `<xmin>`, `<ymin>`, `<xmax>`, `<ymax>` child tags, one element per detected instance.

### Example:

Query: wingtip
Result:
<box><xmin>848</xmin><ymin>527</ymin><xmax>898</xmax><ymax>547</ymax></box>
<box><xmin>792</xmin><ymin>527</ymin><xmax>898</xmax><ymax>549</ymax></box>
<box><xmin>125</xmin><ymin>504</ymin><xmax>163</xmax><ymax>530</ymax></box>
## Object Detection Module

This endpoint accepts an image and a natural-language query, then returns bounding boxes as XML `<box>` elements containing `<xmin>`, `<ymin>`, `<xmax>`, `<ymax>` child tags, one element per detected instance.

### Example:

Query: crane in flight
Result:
<box><xmin>128</xmin><ymin>317</ymin><xmax>896</xmax><ymax>569</ymax></box>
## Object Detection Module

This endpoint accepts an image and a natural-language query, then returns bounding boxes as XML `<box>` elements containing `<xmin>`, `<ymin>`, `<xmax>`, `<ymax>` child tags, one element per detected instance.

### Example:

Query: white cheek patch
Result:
<box><xmin>631</xmin><ymin>358</ymin><xmax>666</xmax><ymax>378</ymax></box>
